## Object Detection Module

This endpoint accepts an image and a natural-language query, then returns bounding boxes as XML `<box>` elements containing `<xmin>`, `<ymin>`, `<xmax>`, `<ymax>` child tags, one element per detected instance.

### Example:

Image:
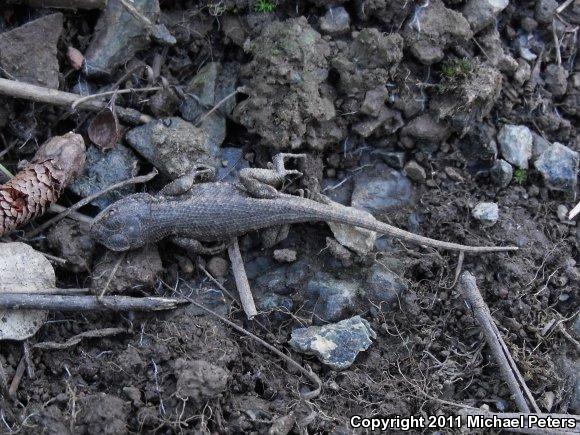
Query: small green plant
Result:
<box><xmin>513</xmin><ymin>168</ymin><xmax>527</xmax><ymax>184</ymax></box>
<box><xmin>440</xmin><ymin>58</ymin><xmax>473</xmax><ymax>81</ymax></box>
<box><xmin>254</xmin><ymin>0</ymin><xmax>276</xmax><ymax>12</ymax></box>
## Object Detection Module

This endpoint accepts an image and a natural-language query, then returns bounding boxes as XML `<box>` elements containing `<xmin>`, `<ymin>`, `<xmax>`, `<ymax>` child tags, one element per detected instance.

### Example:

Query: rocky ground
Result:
<box><xmin>0</xmin><ymin>0</ymin><xmax>578</xmax><ymax>433</ymax></box>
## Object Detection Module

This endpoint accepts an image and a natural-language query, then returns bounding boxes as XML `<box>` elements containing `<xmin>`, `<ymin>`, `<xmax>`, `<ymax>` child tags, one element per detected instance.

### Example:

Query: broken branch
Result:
<box><xmin>0</xmin><ymin>78</ymin><xmax>151</xmax><ymax>124</ymax></box>
<box><xmin>228</xmin><ymin>237</ymin><xmax>258</xmax><ymax>319</ymax></box>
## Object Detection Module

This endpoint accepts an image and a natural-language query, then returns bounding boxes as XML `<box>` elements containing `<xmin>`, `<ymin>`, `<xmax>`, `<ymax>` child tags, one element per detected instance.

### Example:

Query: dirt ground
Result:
<box><xmin>0</xmin><ymin>0</ymin><xmax>578</xmax><ymax>434</ymax></box>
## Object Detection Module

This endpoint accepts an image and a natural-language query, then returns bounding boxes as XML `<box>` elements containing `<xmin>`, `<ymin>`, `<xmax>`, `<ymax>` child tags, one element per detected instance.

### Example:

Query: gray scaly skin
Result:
<box><xmin>90</xmin><ymin>155</ymin><xmax>518</xmax><ymax>254</ymax></box>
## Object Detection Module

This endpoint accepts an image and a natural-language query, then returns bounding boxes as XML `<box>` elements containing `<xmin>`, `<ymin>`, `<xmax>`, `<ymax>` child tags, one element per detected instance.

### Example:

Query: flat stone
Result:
<box><xmin>462</xmin><ymin>0</ymin><xmax>509</xmax><ymax>33</ymax></box>
<box><xmin>289</xmin><ymin>316</ymin><xmax>376</xmax><ymax>370</ymax></box>
<box><xmin>0</xmin><ymin>13</ymin><xmax>63</xmax><ymax>88</ymax></box>
<box><xmin>273</xmin><ymin>249</ymin><xmax>297</xmax><ymax>263</ymax></box>
<box><xmin>125</xmin><ymin>117</ymin><xmax>223</xmax><ymax>178</ymax></box>
<box><xmin>472</xmin><ymin>202</ymin><xmax>499</xmax><ymax>227</ymax></box>
<box><xmin>404</xmin><ymin>161</ymin><xmax>427</xmax><ymax>183</ymax></box>
<box><xmin>534</xmin><ymin>143</ymin><xmax>579</xmax><ymax>193</ymax></box>
<box><xmin>401</xmin><ymin>113</ymin><xmax>450</xmax><ymax>146</ymax></box>
<box><xmin>351</xmin><ymin>164</ymin><xmax>413</xmax><ymax>214</ymax></box>
<box><xmin>497</xmin><ymin>124</ymin><xmax>533</xmax><ymax>169</ymax></box>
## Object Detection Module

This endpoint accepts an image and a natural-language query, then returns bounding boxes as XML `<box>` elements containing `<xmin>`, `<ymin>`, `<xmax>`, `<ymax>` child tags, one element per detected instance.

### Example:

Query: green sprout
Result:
<box><xmin>254</xmin><ymin>0</ymin><xmax>276</xmax><ymax>12</ymax></box>
<box><xmin>513</xmin><ymin>168</ymin><xmax>527</xmax><ymax>184</ymax></box>
<box><xmin>440</xmin><ymin>58</ymin><xmax>473</xmax><ymax>81</ymax></box>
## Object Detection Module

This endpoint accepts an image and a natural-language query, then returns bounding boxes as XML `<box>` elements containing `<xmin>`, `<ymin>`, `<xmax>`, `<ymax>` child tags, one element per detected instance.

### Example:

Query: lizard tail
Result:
<box><xmin>293</xmin><ymin>198</ymin><xmax>519</xmax><ymax>254</ymax></box>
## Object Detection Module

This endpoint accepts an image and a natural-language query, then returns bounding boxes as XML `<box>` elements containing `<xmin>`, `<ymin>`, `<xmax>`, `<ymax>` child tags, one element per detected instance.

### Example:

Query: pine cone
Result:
<box><xmin>0</xmin><ymin>133</ymin><xmax>86</xmax><ymax>236</ymax></box>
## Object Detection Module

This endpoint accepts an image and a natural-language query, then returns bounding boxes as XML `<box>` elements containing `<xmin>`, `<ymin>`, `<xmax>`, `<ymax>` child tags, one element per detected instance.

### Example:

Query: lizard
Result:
<box><xmin>90</xmin><ymin>153</ymin><xmax>518</xmax><ymax>255</ymax></box>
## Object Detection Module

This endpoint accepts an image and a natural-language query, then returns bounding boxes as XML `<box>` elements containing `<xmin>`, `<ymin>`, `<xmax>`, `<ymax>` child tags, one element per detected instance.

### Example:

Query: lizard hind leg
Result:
<box><xmin>261</xmin><ymin>225</ymin><xmax>290</xmax><ymax>248</ymax></box>
<box><xmin>160</xmin><ymin>165</ymin><xmax>217</xmax><ymax>197</ymax></box>
<box><xmin>171</xmin><ymin>236</ymin><xmax>227</xmax><ymax>256</ymax></box>
<box><xmin>239</xmin><ymin>153</ymin><xmax>307</xmax><ymax>199</ymax></box>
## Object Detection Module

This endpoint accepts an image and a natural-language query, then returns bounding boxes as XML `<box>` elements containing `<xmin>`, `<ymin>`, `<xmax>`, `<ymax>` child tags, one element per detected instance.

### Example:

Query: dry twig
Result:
<box><xmin>34</xmin><ymin>327</ymin><xmax>127</xmax><ymax>350</ymax></box>
<box><xmin>457</xmin><ymin>272</ymin><xmax>539</xmax><ymax>413</ymax></box>
<box><xmin>228</xmin><ymin>237</ymin><xmax>258</xmax><ymax>319</ymax></box>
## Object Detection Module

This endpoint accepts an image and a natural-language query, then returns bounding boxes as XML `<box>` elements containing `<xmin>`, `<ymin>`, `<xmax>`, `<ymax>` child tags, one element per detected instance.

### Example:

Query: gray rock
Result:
<box><xmin>273</xmin><ymin>249</ymin><xmax>297</xmax><ymax>263</ymax></box>
<box><xmin>360</xmin><ymin>86</ymin><xmax>389</xmax><ymax>117</ymax></box>
<box><xmin>85</xmin><ymin>0</ymin><xmax>160</xmax><ymax>75</ymax></box>
<box><xmin>151</xmin><ymin>23</ymin><xmax>176</xmax><ymax>46</ymax></box>
<box><xmin>253</xmin><ymin>259</ymin><xmax>309</xmax><ymax>295</ymax></box>
<box><xmin>289</xmin><ymin>316</ymin><xmax>376</xmax><ymax>370</ymax></box>
<box><xmin>352</xmin><ymin>107</ymin><xmax>404</xmax><ymax>138</ymax></box>
<box><xmin>535</xmin><ymin>0</ymin><xmax>558</xmax><ymax>24</ymax></box>
<box><xmin>125</xmin><ymin>117</ymin><xmax>223</xmax><ymax>178</ymax></box>
<box><xmin>0</xmin><ymin>13</ymin><xmax>63</xmax><ymax>89</ymax></box>
<box><xmin>472</xmin><ymin>202</ymin><xmax>499</xmax><ymax>227</ymax></box>
<box><xmin>352</xmin><ymin>164</ymin><xmax>413</xmax><ymax>214</ymax></box>
<box><xmin>462</xmin><ymin>0</ymin><xmax>509</xmax><ymax>33</ymax></box>
<box><xmin>497</xmin><ymin>124</ymin><xmax>533</xmax><ymax>169</ymax></box>
<box><xmin>404</xmin><ymin>161</ymin><xmax>427</xmax><ymax>183</ymax></box>
<box><xmin>328</xmin><ymin>219</ymin><xmax>376</xmax><ymax>255</ymax></box>
<box><xmin>490</xmin><ymin>159</ymin><xmax>513</xmax><ymax>188</ymax></box>
<box><xmin>373</xmin><ymin>151</ymin><xmax>406</xmax><ymax>169</ymax></box>
<box><xmin>306</xmin><ymin>272</ymin><xmax>359</xmax><ymax>324</ymax></box>
<box><xmin>534</xmin><ymin>143</ymin><xmax>579</xmax><ymax>193</ymax></box>
<box><xmin>365</xmin><ymin>264</ymin><xmax>407</xmax><ymax>307</ymax></box>
<box><xmin>400</xmin><ymin>113</ymin><xmax>450</xmax><ymax>147</ymax></box>
<box><xmin>70</xmin><ymin>145</ymin><xmax>139</xmax><ymax>210</ymax></box>
<box><xmin>320</xmin><ymin>6</ymin><xmax>350</xmax><ymax>35</ymax></box>
<box><xmin>545</xmin><ymin>64</ymin><xmax>569</xmax><ymax>97</ymax></box>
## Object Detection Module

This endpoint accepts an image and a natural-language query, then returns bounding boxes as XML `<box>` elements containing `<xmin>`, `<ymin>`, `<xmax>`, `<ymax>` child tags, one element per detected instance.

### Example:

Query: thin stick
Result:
<box><xmin>71</xmin><ymin>86</ymin><xmax>162</xmax><ymax>110</ymax></box>
<box><xmin>0</xmin><ymin>293</ymin><xmax>188</xmax><ymax>312</ymax></box>
<box><xmin>49</xmin><ymin>204</ymin><xmax>93</xmax><ymax>225</ymax></box>
<box><xmin>22</xmin><ymin>342</ymin><xmax>35</xmax><ymax>380</ymax></box>
<box><xmin>34</xmin><ymin>327</ymin><xmax>127</xmax><ymax>351</ymax></box>
<box><xmin>8</xmin><ymin>357</ymin><xmax>25</xmax><ymax>398</ymax></box>
<box><xmin>228</xmin><ymin>237</ymin><xmax>258</xmax><ymax>319</ymax></box>
<box><xmin>118</xmin><ymin>0</ymin><xmax>153</xmax><ymax>28</ymax></box>
<box><xmin>162</xmin><ymin>281</ymin><xmax>321</xmax><ymax>399</ymax></box>
<box><xmin>0</xmin><ymin>78</ymin><xmax>151</xmax><ymax>124</ymax></box>
<box><xmin>0</xmin><ymin>359</ymin><xmax>9</xmax><ymax>398</ymax></box>
<box><xmin>553</xmin><ymin>21</ymin><xmax>562</xmax><ymax>66</ymax></box>
<box><xmin>569</xmin><ymin>202</ymin><xmax>580</xmax><ymax>220</ymax></box>
<box><xmin>25</xmin><ymin>287</ymin><xmax>90</xmax><ymax>295</ymax></box>
<box><xmin>457</xmin><ymin>272</ymin><xmax>536</xmax><ymax>413</ymax></box>
<box><xmin>25</xmin><ymin>169</ymin><xmax>158</xmax><ymax>238</ymax></box>
<box><xmin>195</xmin><ymin>87</ymin><xmax>241</xmax><ymax>126</ymax></box>
<box><xmin>556</xmin><ymin>0</ymin><xmax>574</xmax><ymax>14</ymax></box>
<box><xmin>41</xmin><ymin>252</ymin><xmax>68</xmax><ymax>265</ymax></box>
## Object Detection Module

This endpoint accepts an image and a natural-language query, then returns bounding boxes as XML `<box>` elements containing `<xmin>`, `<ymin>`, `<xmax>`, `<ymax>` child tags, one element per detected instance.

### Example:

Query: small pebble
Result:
<box><xmin>404</xmin><ymin>161</ymin><xmax>427</xmax><ymax>183</ymax></box>
<box><xmin>207</xmin><ymin>257</ymin><xmax>229</xmax><ymax>278</ymax></box>
<box><xmin>273</xmin><ymin>249</ymin><xmax>297</xmax><ymax>263</ymax></box>
<box><xmin>444</xmin><ymin>167</ymin><xmax>464</xmax><ymax>182</ymax></box>
<box><xmin>472</xmin><ymin>202</ymin><xmax>499</xmax><ymax>227</ymax></box>
<box><xmin>557</xmin><ymin>205</ymin><xmax>569</xmax><ymax>222</ymax></box>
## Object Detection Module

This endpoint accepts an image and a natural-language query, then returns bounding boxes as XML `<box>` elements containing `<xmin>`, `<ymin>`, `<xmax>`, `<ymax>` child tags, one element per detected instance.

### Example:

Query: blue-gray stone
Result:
<box><xmin>289</xmin><ymin>316</ymin><xmax>376</xmax><ymax>370</ymax></box>
<box><xmin>365</xmin><ymin>264</ymin><xmax>407</xmax><ymax>306</ymax></box>
<box><xmin>351</xmin><ymin>164</ymin><xmax>413</xmax><ymax>214</ymax></box>
<box><xmin>497</xmin><ymin>124</ymin><xmax>533</xmax><ymax>169</ymax></box>
<box><xmin>534</xmin><ymin>143</ymin><xmax>579</xmax><ymax>193</ymax></box>
<box><xmin>490</xmin><ymin>159</ymin><xmax>513</xmax><ymax>188</ymax></box>
<box><xmin>320</xmin><ymin>6</ymin><xmax>350</xmax><ymax>35</ymax></box>
<box><xmin>70</xmin><ymin>144</ymin><xmax>139</xmax><ymax>210</ymax></box>
<box><xmin>306</xmin><ymin>272</ymin><xmax>359</xmax><ymax>324</ymax></box>
<box><xmin>472</xmin><ymin>202</ymin><xmax>499</xmax><ymax>227</ymax></box>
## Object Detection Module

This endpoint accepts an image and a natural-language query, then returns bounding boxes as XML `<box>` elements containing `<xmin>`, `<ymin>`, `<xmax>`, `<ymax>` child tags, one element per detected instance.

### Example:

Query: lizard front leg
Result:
<box><xmin>239</xmin><ymin>153</ymin><xmax>307</xmax><ymax>199</ymax></box>
<box><xmin>171</xmin><ymin>236</ymin><xmax>228</xmax><ymax>256</ymax></box>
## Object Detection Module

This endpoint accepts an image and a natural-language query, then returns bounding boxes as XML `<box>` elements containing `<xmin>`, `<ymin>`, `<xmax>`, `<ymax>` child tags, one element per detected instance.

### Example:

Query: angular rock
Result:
<box><xmin>404</xmin><ymin>0</ymin><xmax>473</xmax><ymax>65</ymax></box>
<box><xmin>531</xmin><ymin>132</ymin><xmax>551</xmax><ymax>160</ymax></box>
<box><xmin>320</xmin><ymin>6</ymin><xmax>350</xmax><ymax>35</ymax></box>
<box><xmin>535</xmin><ymin>0</ymin><xmax>558</xmax><ymax>24</ymax></box>
<box><xmin>458</xmin><ymin>123</ymin><xmax>498</xmax><ymax>163</ymax></box>
<box><xmin>472</xmin><ymin>202</ymin><xmax>499</xmax><ymax>227</ymax></box>
<box><xmin>351</xmin><ymin>164</ymin><xmax>413</xmax><ymax>215</ymax></box>
<box><xmin>289</xmin><ymin>316</ymin><xmax>376</xmax><ymax>370</ymax></box>
<box><xmin>478</xmin><ymin>27</ymin><xmax>518</xmax><ymax>74</ymax></box>
<box><xmin>534</xmin><ymin>143</ymin><xmax>579</xmax><ymax>193</ymax></box>
<box><xmin>91</xmin><ymin>246</ymin><xmax>163</xmax><ymax>294</ymax></box>
<box><xmin>306</xmin><ymin>272</ymin><xmax>359</xmax><ymax>324</ymax></box>
<box><xmin>126</xmin><ymin>117</ymin><xmax>222</xmax><ymax>178</ymax></box>
<box><xmin>374</xmin><ymin>151</ymin><xmax>406</xmax><ymax>169</ymax></box>
<box><xmin>0</xmin><ymin>13</ymin><xmax>63</xmax><ymax>88</ymax></box>
<box><xmin>273</xmin><ymin>249</ymin><xmax>297</xmax><ymax>263</ymax></box>
<box><xmin>365</xmin><ymin>264</ymin><xmax>407</xmax><ymax>307</ymax></box>
<box><xmin>85</xmin><ymin>0</ymin><xmax>160</xmax><ymax>75</ymax></box>
<box><xmin>545</xmin><ymin>64</ymin><xmax>569</xmax><ymax>97</ymax></box>
<box><xmin>400</xmin><ymin>113</ymin><xmax>450</xmax><ymax>147</ymax></box>
<box><xmin>328</xmin><ymin>212</ymin><xmax>377</xmax><ymax>255</ymax></box>
<box><xmin>462</xmin><ymin>0</ymin><xmax>509</xmax><ymax>33</ymax></box>
<box><xmin>404</xmin><ymin>161</ymin><xmax>427</xmax><ymax>183</ymax></box>
<box><xmin>352</xmin><ymin>107</ymin><xmax>404</xmax><ymax>138</ymax></box>
<box><xmin>47</xmin><ymin>220</ymin><xmax>96</xmax><ymax>273</ymax></box>
<box><xmin>490</xmin><ymin>159</ymin><xmax>513</xmax><ymax>188</ymax></box>
<box><xmin>70</xmin><ymin>144</ymin><xmax>139</xmax><ymax>210</ymax></box>
<box><xmin>497</xmin><ymin>124</ymin><xmax>533</xmax><ymax>169</ymax></box>
<box><xmin>174</xmin><ymin>359</ymin><xmax>229</xmax><ymax>402</ymax></box>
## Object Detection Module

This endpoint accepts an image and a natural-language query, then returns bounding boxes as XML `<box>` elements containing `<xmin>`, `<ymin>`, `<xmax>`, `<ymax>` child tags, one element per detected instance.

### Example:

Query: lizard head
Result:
<box><xmin>90</xmin><ymin>193</ymin><xmax>154</xmax><ymax>251</ymax></box>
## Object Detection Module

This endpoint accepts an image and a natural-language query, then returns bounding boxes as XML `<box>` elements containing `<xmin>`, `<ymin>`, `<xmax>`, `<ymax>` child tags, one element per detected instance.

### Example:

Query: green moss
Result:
<box><xmin>440</xmin><ymin>58</ymin><xmax>473</xmax><ymax>81</ymax></box>
<box><xmin>254</xmin><ymin>0</ymin><xmax>276</xmax><ymax>13</ymax></box>
<box><xmin>513</xmin><ymin>168</ymin><xmax>527</xmax><ymax>184</ymax></box>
